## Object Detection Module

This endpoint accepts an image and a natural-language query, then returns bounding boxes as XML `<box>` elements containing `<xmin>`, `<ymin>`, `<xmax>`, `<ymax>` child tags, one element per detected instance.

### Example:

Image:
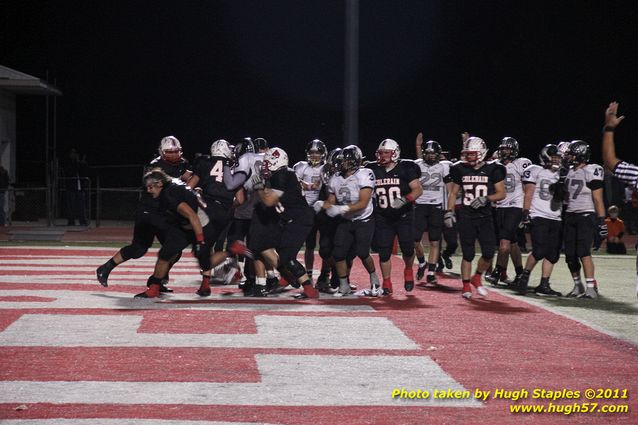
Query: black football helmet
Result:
<box><xmin>539</xmin><ymin>144</ymin><xmax>561</xmax><ymax>170</ymax></box>
<box><xmin>253</xmin><ymin>137</ymin><xmax>269</xmax><ymax>151</ymax></box>
<box><xmin>422</xmin><ymin>140</ymin><xmax>442</xmax><ymax>165</ymax></box>
<box><xmin>233</xmin><ymin>138</ymin><xmax>255</xmax><ymax>165</ymax></box>
<box><xmin>306</xmin><ymin>139</ymin><xmax>327</xmax><ymax>166</ymax></box>
<box><xmin>498</xmin><ymin>137</ymin><xmax>519</xmax><ymax>161</ymax></box>
<box><xmin>566</xmin><ymin>140</ymin><xmax>590</xmax><ymax>165</ymax></box>
<box><xmin>340</xmin><ymin>145</ymin><xmax>363</xmax><ymax>173</ymax></box>
<box><xmin>325</xmin><ymin>147</ymin><xmax>343</xmax><ymax>177</ymax></box>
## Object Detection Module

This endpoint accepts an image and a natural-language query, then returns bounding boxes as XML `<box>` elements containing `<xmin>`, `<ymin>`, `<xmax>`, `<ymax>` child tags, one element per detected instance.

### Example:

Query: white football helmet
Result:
<box><xmin>210</xmin><ymin>139</ymin><xmax>233</xmax><ymax>159</ymax></box>
<box><xmin>263</xmin><ymin>147</ymin><xmax>289</xmax><ymax>173</ymax></box>
<box><xmin>462</xmin><ymin>137</ymin><xmax>488</xmax><ymax>165</ymax></box>
<box><xmin>376</xmin><ymin>138</ymin><xmax>401</xmax><ymax>165</ymax></box>
<box><xmin>159</xmin><ymin>136</ymin><xmax>183</xmax><ymax>164</ymax></box>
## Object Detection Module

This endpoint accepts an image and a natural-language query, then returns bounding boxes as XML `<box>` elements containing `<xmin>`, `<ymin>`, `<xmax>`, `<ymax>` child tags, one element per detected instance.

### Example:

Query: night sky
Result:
<box><xmin>3</xmin><ymin>1</ymin><xmax>637</xmax><ymax>183</ymax></box>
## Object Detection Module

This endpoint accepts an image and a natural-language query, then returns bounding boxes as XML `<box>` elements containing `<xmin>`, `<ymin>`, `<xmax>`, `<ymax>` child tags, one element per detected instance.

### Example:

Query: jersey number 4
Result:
<box><xmin>209</xmin><ymin>160</ymin><xmax>224</xmax><ymax>182</ymax></box>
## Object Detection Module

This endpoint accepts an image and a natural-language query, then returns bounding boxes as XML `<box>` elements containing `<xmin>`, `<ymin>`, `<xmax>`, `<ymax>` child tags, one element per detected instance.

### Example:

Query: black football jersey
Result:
<box><xmin>147</xmin><ymin>156</ymin><xmax>191</xmax><ymax>179</ymax></box>
<box><xmin>368</xmin><ymin>160</ymin><xmax>421</xmax><ymax>217</ymax></box>
<box><xmin>159</xmin><ymin>181</ymin><xmax>200</xmax><ymax>226</ymax></box>
<box><xmin>268</xmin><ymin>168</ymin><xmax>311</xmax><ymax>221</ymax></box>
<box><xmin>193</xmin><ymin>156</ymin><xmax>237</xmax><ymax>208</ymax></box>
<box><xmin>449</xmin><ymin>161</ymin><xmax>506</xmax><ymax>218</ymax></box>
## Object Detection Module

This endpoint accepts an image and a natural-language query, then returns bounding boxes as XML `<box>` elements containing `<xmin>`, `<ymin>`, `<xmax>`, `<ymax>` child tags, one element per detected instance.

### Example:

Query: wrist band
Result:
<box><xmin>196</xmin><ymin>233</ymin><xmax>205</xmax><ymax>243</ymax></box>
<box><xmin>603</xmin><ymin>126</ymin><xmax>615</xmax><ymax>133</ymax></box>
<box><xmin>405</xmin><ymin>193</ymin><xmax>415</xmax><ymax>202</ymax></box>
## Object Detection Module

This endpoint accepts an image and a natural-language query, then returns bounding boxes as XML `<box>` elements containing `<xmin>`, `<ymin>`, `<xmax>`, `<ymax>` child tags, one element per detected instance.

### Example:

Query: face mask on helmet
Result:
<box><xmin>253</xmin><ymin>137</ymin><xmax>269</xmax><ymax>152</ymax></box>
<box><xmin>422</xmin><ymin>140</ymin><xmax>441</xmax><ymax>165</ymax></box>
<box><xmin>159</xmin><ymin>136</ymin><xmax>183</xmax><ymax>165</ymax></box>
<box><xmin>340</xmin><ymin>145</ymin><xmax>362</xmax><ymax>173</ymax></box>
<box><xmin>462</xmin><ymin>137</ymin><xmax>487</xmax><ymax>166</ymax></box>
<box><xmin>376</xmin><ymin>139</ymin><xmax>400</xmax><ymax>165</ymax></box>
<box><xmin>498</xmin><ymin>137</ymin><xmax>519</xmax><ymax>161</ymax></box>
<box><xmin>539</xmin><ymin>144</ymin><xmax>560</xmax><ymax>171</ymax></box>
<box><xmin>306</xmin><ymin>139</ymin><xmax>327</xmax><ymax>166</ymax></box>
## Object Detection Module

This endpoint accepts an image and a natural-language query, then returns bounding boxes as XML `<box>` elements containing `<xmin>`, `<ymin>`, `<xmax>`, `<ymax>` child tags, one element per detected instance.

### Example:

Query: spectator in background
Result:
<box><xmin>605</xmin><ymin>205</ymin><xmax>626</xmax><ymax>254</ymax></box>
<box><xmin>0</xmin><ymin>164</ymin><xmax>10</xmax><ymax>226</ymax></box>
<box><xmin>63</xmin><ymin>148</ymin><xmax>89</xmax><ymax>226</ymax></box>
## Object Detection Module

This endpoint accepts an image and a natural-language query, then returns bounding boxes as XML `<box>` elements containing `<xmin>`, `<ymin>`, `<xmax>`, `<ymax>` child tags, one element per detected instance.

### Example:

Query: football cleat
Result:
<box><xmin>441</xmin><ymin>252</ymin><xmax>453</xmax><ymax>270</ymax></box>
<box><xmin>404</xmin><ymin>268</ymin><xmax>415</xmax><ymax>292</ymax></box>
<box><xmin>426</xmin><ymin>274</ymin><xmax>438</xmax><ymax>285</ymax></box>
<box><xmin>580</xmin><ymin>284</ymin><xmax>599</xmax><ymax>299</ymax></box>
<box><xmin>416</xmin><ymin>263</ymin><xmax>427</xmax><ymax>280</ymax></box>
<box><xmin>534</xmin><ymin>283</ymin><xmax>562</xmax><ymax>297</ymax></box>
<box><xmin>515</xmin><ymin>272</ymin><xmax>530</xmax><ymax>295</ymax></box>
<box><xmin>96</xmin><ymin>265</ymin><xmax>110</xmax><ymax>287</ymax></box>
<box><xmin>484</xmin><ymin>270</ymin><xmax>500</xmax><ymax>286</ymax></box>
<box><xmin>566</xmin><ymin>283</ymin><xmax>585</xmax><ymax>297</ymax></box>
<box><xmin>316</xmin><ymin>280</ymin><xmax>337</xmax><ymax>294</ymax></box>
<box><xmin>251</xmin><ymin>285</ymin><xmax>268</xmax><ymax>297</ymax></box>
<box><xmin>470</xmin><ymin>274</ymin><xmax>488</xmax><ymax>297</ymax></box>
<box><xmin>196</xmin><ymin>287</ymin><xmax>212</xmax><ymax>297</ymax></box>
<box><xmin>333</xmin><ymin>280</ymin><xmax>352</xmax><ymax>297</ymax></box>
<box><xmin>462</xmin><ymin>283</ymin><xmax>472</xmax><ymax>299</ymax></box>
<box><xmin>266</xmin><ymin>276</ymin><xmax>280</xmax><ymax>292</ymax></box>
<box><xmin>382</xmin><ymin>280</ymin><xmax>393</xmax><ymax>295</ymax></box>
<box><xmin>302</xmin><ymin>283</ymin><xmax>320</xmax><ymax>299</ymax></box>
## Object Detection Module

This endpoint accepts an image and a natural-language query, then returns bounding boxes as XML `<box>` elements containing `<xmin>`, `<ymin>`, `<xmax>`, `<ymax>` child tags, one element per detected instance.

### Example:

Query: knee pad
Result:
<box><xmin>378</xmin><ymin>246</ymin><xmax>392</xmax><ymax>263</ymax></box>
<box><xmin>546</xmin><ymin>251</ymin><xmax>560</xmax><ymax>264</ymax></box>
<box><xmin>576</xmin><ymin>245</ymin><xmax>591</xmax><ymax>259</ymax></box>
<box><xmin>318</xmin><ymin>243</ymin><xmax>332</xmax><ymax>261</ymax></box>
<box><xmin>461</xmin><ymin>244</ymin><xmax>476</xmax><ymax>262</ymax></box>
<box><xmin>169</xmin><ymin>251</ymin><xmax>182</xmax><ymax>266</ymax></box>
<box><xmin>120</xmin><ymin>243</ymin><xmax>148</xmax><ymax>261</ymax></box>
<box><xmin>285</xmin><ymin>259</ymin><xmax>307</xmax><ymax>280</ymax></box>
<box><xmin>531</xmin><ymin>247</ymin><xmax>545</xmax><ymax>262</ymax></box>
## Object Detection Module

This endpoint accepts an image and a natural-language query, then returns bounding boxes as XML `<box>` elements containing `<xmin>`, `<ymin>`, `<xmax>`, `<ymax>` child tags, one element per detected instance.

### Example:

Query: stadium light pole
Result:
<box><xmin>344</xmin><ymin>0</ymin><xmax>359</xmax><ymax>147</ymax></box>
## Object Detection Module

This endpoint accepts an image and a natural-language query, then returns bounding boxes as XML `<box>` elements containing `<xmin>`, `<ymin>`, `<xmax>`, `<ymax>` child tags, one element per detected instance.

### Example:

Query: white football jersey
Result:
<box><xmin>565</xmin><ymin>163</ymin><xmax>604</xmax><ymax>213</ymax></box>
<box><xmin>327</xmin><ymin>167</ymin><xmax>375</xmax><ymax>221</ymax></box>
<box><xmin>293</xmin><ymin>161</ymin><xmax>324</xmax><ymax>206</ymax></box>
<box><xmin>233</xmin><ymin>152</ymin><xmax>265</xmax><ymax>219</ymax></box>
<box><xmin>522</xmin><ymin>165</ymin><xmax>562</xmax><ymax>221</ymax></box>
<box><xmin>497</xmin><ymin>157</ymin><xmax>532</xmax><ymax>208</ymax></box>
<box><xmin>414</xmin><ymin>159</ymin><xmax>452</xmax><ymax>206</ymax></box>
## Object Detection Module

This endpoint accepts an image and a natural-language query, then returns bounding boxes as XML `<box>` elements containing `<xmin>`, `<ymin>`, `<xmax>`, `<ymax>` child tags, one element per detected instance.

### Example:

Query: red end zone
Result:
<box><xmin>0</xmin><ymin>246</ymin><xmax>636</xmax><ymax>424</ymax></box>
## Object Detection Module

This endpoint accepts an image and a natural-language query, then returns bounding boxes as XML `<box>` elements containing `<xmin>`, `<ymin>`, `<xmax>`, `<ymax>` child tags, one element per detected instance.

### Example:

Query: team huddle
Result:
<box><xmin>94</xmin><ymin>132</ymin><xmax>608</xmax><ymax>301</ymax></box>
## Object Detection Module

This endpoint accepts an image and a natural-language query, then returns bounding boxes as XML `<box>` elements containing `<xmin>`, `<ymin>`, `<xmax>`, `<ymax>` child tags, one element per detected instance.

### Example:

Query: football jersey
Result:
<box><xmin>565</xmin><ymin>164</ymin><xmax>604</xmax><ymax>213</ymax></box>
<box><xmin>193</xmin><ymin>155</ymin><xmax>237</xmax><ymax>208</ymax></box>
<box><xmin>496</xmin><ymin>157</ymin><xmax>532</xmax><ymax>208</ymax></box>
<box><xmin>268</xmin><ymin>168</ymin><xmax>311</xmax><ymax>221</ymax></box>
<box><xmin>147</xmin><ymin>156</ymin><xmax>191</xmax><ymax>179</ymax></box>
<box><xmin>450</xmin><ymin>161</ymin><xmax>506</xmax><ymax>218</ymax></box>
<box><xmin>233</xmin><ymin>152</ymin><xmax>265</xmax><ymax>220</ymax></box>
<box><xmin>159</xmin><ymin>181</ymin><xmax>200</xmax><ymax>227</ymax></box>
<box><xmin>368</xmin><ymin>160</ymin><xmax>421</xmax><ymax>217</ymax></box>
<box><xmin>522</xmin><ymin>165</ymin><xmax>562</xmax><ymax>221</ymax></box>
<box><xmin>293</xmin><ymin>161</ymin><xmax>324</xmax><ymax>206</ymax></box>
<box><xmin>414</xmin><ymin>159</ymin><xmax>452</xmax><ymax>206</ymax></box>
<box><xmin>327</xmin><ymin>167</ymin><xmax>375</xmax><ymax>221</ymax></box>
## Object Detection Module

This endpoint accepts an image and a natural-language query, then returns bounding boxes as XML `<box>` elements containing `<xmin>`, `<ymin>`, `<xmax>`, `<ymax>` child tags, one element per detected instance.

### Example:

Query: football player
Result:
<box><xmin>318</xmin><ymin>145</ymin><xmax>381</xmax><ymax>296</ymax></box>
<box><xmin>562</xmin><ymin>140</ymin><xmax>607</xmax><ymax>299</ymax></box>
<box><xmin>368</xmin><ymin>139</ymin><xmax>423</xmax><ymax>293</ymax></box>
<box><xmin>485</xmin><ymin>137</ymin><xmax>532</xmax><ymax>286</ymax></box>
<box><xmin>251</xmin><ymin>147</ymin><xmax>319</xmax><ymax>298</ymax></box>
<box><xmin>134</xmin><ymin>169</ymin><xmax>249</xmax><ymax>298</ymax></box>
<box><xmin>294</xmin><ymin>139</ymin><xmax>331</xmax><ymax>281</ymax></box>
<box><xmin>445</xmin><ymin>137</ymin><xmax>506</xmax><ymax>299</ymax></box>
<box><xmin>188</xmin><ymin>139</ymin><xmax>247</xmax><ymax>296</ymax></box>
<box><xmin>96</xmin><ymin>136</ymin><xmax>191</xmax><ymax>291</ymax></box>
<box><xmin>516</xmin><ymin>144</ymin><xmax>565</xmax><ymax>296</ymax></box>
<box><xmin>413</xmin><ymin>133</ymin><xmax>453</xmax><ymax>284</ymax></box>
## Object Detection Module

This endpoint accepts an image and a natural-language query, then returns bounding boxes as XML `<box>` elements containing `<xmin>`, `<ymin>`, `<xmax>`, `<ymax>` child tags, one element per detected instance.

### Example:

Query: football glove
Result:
<box><xmin>470</xmin><ymin>196</ymin><xmax>488</xmax><ymax>209</ymax></box>
<box><xmin>313</xmin><ymin>200</ymin><xmax>324</xmax><ymax>213</ymax></box>
<box><xmin>597</xmin><ymin>217</ymin><xmax>608</xmax><ymax>237</ymax></box>
<box><xmin>326</xmin><ymin>205</ymin><xmax>350</xmax><ymax>217</ymax></box>
<box><xmin>519</xmin><ymin>209</ymin><xmax>531</xmax><ymax>228</ymax></box>
<box><xmin>443</xmin><ymin>210</ymin><xmax>456</xmax><ymax>228</ymax></box>
<box><xmin>390</xmin><ymin>196</ymin><xmax>408</xmax><ymax>209</ymax></box>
